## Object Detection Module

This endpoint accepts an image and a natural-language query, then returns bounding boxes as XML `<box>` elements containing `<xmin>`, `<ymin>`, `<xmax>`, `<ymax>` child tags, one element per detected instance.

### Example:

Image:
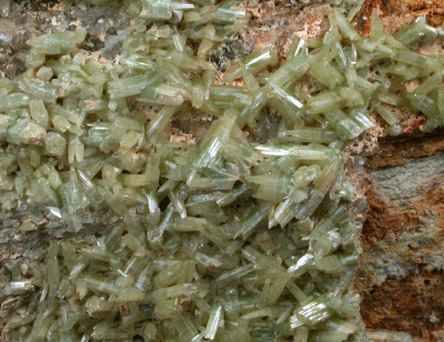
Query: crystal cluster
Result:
<box><xmin>1</xmin><ymin>1</ymin><xmax>443</xmax><ymax>341</ymax></box>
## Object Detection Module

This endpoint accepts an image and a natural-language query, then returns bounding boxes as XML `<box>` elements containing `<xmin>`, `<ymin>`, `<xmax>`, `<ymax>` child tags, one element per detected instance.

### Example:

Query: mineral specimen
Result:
<box><xmin>1</xmin><ymin>1</ymin><xmax>443</xmax><ymax>341</ymax></box>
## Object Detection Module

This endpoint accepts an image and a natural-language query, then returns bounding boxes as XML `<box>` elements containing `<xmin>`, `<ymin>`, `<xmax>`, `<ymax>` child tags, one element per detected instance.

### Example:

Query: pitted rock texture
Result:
<box><xmin>358</xmin><ymin>136</ymin><xmax>444</xmax><ymax>341</ymax></box>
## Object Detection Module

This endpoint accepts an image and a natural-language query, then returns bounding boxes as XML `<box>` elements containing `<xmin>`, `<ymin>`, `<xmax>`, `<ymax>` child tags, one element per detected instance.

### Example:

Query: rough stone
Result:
<box><xmin>359</xmin><ymin>137</ymin><xmax>444</xmax><ymax>341</ymax></box>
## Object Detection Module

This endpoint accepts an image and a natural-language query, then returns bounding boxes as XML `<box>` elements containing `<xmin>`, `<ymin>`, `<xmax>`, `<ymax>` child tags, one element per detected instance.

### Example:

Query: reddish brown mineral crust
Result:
<box><xmin>358</xmin><ymin>133</ymin><xmax>444</xmax><ymax>341</ymax></box>
<box><xmin>360</xmin><ymin>273</ymin><xmax>444</xmax><ymax>339</ymax></box>
<box><xmin>358</xmin><ymin>185</ymin><xmax>444</xmax><ymax>340</ymax></box>
<box><xmin>366</xmin><ymin>132</ymin><xmax>444</xmax><ymax>169</ymax></box>
<box><xmin>357</xmin><ymin>0</ymin><xmax>444</xmax><ymax>34</ymax></box>
<box><xmin>324</xmin><ymin>2</ymin><xmax>444</xmax><ymax>340</ymax></box>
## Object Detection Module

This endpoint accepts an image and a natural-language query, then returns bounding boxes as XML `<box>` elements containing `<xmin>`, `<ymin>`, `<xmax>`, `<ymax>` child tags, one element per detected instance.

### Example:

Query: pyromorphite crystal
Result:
<box><xmin>1</xmin><ymin>2</ymin><xmax>444</xmax><ymax>341</ymax></box>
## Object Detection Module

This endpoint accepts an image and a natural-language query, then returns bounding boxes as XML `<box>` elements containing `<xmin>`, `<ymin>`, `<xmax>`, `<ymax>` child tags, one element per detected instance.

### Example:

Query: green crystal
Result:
<box><xmin>1</xmin><ymin>3</ymin><xmax>442</xmax><ymax>342</ymax></box>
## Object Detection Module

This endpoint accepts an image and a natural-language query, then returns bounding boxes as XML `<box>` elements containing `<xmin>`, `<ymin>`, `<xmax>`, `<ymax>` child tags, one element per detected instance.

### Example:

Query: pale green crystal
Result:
<box><xmin>1</xmin><ymin>3</ymin><xmax>442</xmax><ymax>342</ymax></box>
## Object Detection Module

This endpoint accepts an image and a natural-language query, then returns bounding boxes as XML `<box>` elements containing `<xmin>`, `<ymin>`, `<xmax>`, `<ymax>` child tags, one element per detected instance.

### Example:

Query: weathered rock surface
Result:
<box><xmin>358</xmin><ymin>134</ymin><xmax>444</xmax><ymax>342</ymax></box>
